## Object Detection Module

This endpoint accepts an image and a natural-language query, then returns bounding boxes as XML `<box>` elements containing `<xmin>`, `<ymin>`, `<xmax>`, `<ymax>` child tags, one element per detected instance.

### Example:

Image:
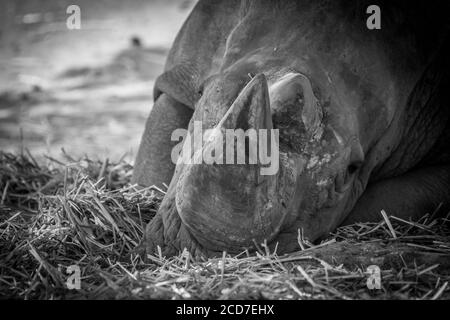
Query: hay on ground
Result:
<box><xmin>0</xmin><ymin>151</ymin><xmax>449</xmax><ymax>299</ymax></box>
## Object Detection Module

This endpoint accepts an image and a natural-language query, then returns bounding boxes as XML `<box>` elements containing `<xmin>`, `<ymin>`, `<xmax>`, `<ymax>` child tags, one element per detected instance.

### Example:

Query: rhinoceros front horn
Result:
<box><xmin>175</xmin><ymin>74</ymin><xmax>288</xmax><ymax>253</ymax></box>
<box><xmin>218</xmin><ymin>73</ymin><xmax>273</xmax><ymax>131</ymax></box>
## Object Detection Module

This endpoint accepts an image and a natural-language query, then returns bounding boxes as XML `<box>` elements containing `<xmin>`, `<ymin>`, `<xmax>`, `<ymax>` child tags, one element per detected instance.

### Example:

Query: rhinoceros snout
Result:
<box><xmin>172</xmin><ymin>74</ymin><xmax>293</xmax><ymax>253</ymax></box>
<box><xmin>175</xmin><ymin>163</ymin><xmax>287</xmax><ymax>252</ymax></box>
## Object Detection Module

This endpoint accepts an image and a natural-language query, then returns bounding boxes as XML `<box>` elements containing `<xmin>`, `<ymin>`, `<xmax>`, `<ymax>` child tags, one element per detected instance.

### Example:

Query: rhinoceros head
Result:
<box><xmin>143</xmin><ymin>0</ymin><xmax>447</xmax><ymax>257</ymax></box>
<box><xmin>172</xmin><ymin>65</ymin><xmax>367</xmax><ymax>254</ymax></box>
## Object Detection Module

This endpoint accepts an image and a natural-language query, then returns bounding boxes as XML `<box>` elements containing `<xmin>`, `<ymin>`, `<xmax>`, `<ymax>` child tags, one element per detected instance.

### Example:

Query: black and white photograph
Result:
<box><xmin>0</xmin><ymin>0</ymin><xmax>449</xmax><ymax>306</ymax></box>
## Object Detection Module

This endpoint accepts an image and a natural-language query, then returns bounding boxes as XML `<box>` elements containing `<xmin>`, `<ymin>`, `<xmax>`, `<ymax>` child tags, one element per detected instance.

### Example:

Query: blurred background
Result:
<box><xmin>0</xmin><ymin>0</ymin><xmax>195</xmax><ymax>162</ymax></box>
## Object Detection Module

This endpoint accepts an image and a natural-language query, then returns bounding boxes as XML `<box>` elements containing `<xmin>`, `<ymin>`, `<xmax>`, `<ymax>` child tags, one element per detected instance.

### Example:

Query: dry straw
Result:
<box><xmin>0</xmin><ymin>151</ymin><xmax>449</xmax><ymax>299</ymax></box>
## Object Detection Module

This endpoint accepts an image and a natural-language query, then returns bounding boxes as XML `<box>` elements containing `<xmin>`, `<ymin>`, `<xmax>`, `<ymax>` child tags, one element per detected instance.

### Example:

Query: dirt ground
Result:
<box><xmin>0</xmin><ymin>0</ymin><xmax>195</xmax><ymax>162</ymax></box>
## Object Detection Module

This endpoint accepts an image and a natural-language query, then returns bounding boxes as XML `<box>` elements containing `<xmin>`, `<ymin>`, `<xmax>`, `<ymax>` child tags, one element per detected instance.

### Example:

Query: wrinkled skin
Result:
<box><xmin>133</xmin><ymin>0</ymin><xmax>450</xmax><ymax>257</ymax></box>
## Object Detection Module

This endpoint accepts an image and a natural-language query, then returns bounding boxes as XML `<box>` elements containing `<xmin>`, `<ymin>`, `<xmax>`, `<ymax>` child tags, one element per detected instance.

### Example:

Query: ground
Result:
<box><xmin>0</xmin><ymin>0</ymin><xmax>449</xmax><ymax>300</ymax></box>
<box><xmin>0</xmin><ymin>152</ymin><xmax>449</xmax><ymax>299</ymax></box>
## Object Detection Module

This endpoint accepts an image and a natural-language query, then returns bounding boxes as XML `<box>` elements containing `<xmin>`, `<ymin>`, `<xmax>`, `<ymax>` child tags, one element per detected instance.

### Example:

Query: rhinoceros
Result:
<box><xmin>132</xmin><ymin>0</ymin><xmax>450</xmax><ymax>257</ymax></box>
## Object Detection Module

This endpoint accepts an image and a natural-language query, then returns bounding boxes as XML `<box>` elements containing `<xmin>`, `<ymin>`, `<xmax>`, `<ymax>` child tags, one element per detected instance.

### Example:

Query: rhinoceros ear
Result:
<box><xmin>154</xmin><ymin>63</ymin><xmax>202</xmax><ymax>109</ymax></box>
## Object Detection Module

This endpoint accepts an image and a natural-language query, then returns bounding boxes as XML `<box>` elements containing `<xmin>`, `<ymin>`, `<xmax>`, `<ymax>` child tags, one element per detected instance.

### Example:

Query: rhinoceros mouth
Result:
<box><xmin>174</xmin><ymin>162</ymin><xmax>291</xmax><ymax>253</ymax></box>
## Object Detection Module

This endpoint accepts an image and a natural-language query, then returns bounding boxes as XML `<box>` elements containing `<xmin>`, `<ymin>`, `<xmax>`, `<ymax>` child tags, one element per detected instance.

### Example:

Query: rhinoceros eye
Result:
<box><xmin>347</xmin><ymin>162</ymin><xmax>360</xmax><ymax>175</ymax></box>
<box><xmin>197</xmin><ymin>82</ymin><xmax>205</xmax><ymax>98</ymax></box>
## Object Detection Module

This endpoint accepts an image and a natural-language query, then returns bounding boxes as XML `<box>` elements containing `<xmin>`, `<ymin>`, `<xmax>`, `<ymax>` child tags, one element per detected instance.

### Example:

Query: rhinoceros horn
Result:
<box><xmin>175</xmin><ymin>74</ymin><xmax>291</xmax><ymax>252</ymax></box>
<box><xmin>218</xmin><ymin>73</ymin><xmax>273</xmax><ymax>131</ymax></box>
